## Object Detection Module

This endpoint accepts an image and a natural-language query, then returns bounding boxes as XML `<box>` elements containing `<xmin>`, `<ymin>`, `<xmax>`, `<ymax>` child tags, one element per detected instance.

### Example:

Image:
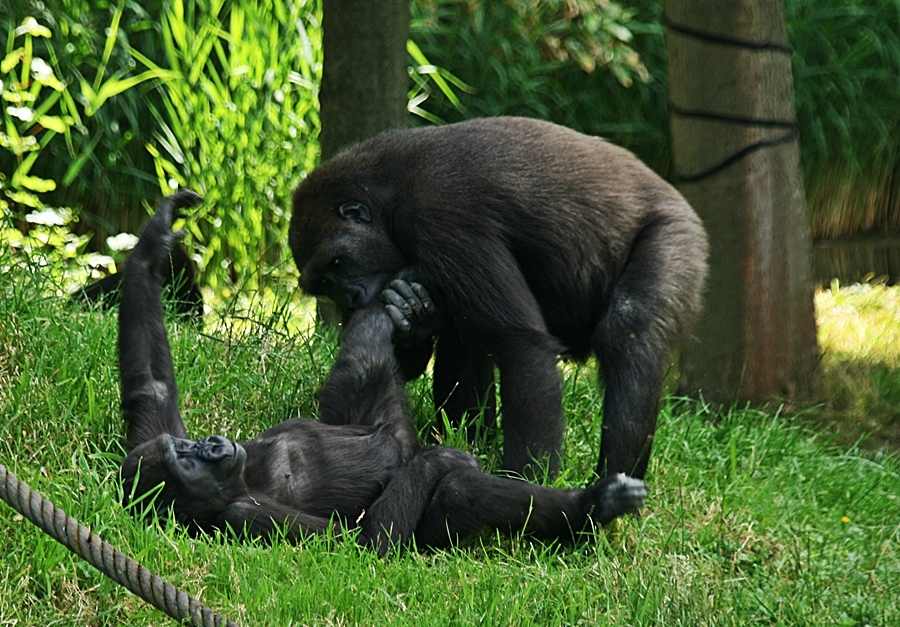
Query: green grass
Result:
<box><xmin>810</xmin><ymin>282</ymin><xmax>900</xmax><ymax>450</ymax></box>
<box><xmin>1</xmin><ymin>262</ymin><xmax>898</xmax><ymax>626</ymax></box>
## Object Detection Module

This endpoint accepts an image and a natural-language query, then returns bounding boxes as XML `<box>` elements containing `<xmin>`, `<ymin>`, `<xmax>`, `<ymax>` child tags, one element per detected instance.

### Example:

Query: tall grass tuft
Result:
<box><xmin>140</xmin><ymin>0</ymin><xmax>322</xmax><ymax>299</ymax></box>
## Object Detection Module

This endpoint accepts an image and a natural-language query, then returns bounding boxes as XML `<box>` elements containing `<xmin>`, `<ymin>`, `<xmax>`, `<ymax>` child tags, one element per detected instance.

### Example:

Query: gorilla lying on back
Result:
<box><xmin>119</xmin><ymin>191</ymin><xmax>647</xmax><ymax>553</ymax></box>
<box><xmin>290</xmin><ymin>117</ymin><xmax>708</xmax><ymax>481</ymax></box>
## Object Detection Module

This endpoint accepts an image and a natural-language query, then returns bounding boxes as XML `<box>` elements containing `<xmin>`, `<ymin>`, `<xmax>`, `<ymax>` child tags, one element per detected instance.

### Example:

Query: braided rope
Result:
<box><xmin>0</xmin><ymin>463</ymin><xmax>240</xmax><ymax>627</ymax></box>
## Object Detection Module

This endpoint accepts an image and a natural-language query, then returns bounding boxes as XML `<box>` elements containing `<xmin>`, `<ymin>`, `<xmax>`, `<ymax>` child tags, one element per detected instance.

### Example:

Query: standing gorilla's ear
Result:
<box><xmin>338</xmin><ymin>202</ymin><xmax>371</xmax><ymax>223</ymax></box>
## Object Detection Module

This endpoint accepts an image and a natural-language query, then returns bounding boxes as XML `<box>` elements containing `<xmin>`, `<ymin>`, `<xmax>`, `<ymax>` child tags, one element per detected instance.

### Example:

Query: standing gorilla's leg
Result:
<box><xmin>119</xmin><ymin>190</ymin><xmax>203</xmax><ymax>450</ymax></box>
<box><xmin>432</xmin><ymin>323</ymin><xmax>497</xmax><ymax>438</ymax></box>
<box><xmin>595</xmin><ymin>216</ymin><xmax>706</xmax><ymax>479</ymax></box>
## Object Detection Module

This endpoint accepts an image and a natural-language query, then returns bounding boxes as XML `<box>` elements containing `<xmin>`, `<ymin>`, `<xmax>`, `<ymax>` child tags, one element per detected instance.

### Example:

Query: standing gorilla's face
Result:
<box><xmin>290</xmin><ymin>175</ymin><xmax>409</xmax><ymax>316</ymax></box>
<box><xmin>121</xmin><ymin>434</ymin><xmax>248</xmax><ymax>527</ymax></box>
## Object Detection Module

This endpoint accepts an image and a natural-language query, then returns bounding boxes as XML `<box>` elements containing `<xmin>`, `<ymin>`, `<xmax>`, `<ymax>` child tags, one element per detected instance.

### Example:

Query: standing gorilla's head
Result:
<box><xmin>289</xmin><ymin>159</ymin><xmax>409</xmax><ymax>315</ymax></box>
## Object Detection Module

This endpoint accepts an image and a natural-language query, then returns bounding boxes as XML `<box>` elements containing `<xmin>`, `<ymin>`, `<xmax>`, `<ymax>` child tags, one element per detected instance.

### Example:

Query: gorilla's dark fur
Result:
<box><xmin>119</xmin><ymin>191</ymin><xmax>647</xmax><ymax>553</ymax></box>
<box><xmin>289</xmin><ymin>116</ymin><xmax>708</xmax><ymax>479</ymax></box>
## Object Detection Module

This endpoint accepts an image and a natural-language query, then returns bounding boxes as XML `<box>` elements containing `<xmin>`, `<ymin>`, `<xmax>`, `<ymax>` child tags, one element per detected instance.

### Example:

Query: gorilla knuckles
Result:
<box><xmin>289</xmin><ymin>116</ymin><xmax>708</xmax><ymax>480</ymax></box>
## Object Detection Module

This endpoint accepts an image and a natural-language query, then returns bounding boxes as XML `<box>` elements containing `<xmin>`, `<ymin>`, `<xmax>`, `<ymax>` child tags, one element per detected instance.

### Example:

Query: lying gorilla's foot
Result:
<box><xmin>381</xmin><ymin>278</ymin><xmax>437</xmax><ymax>339</ymax></box>
<box><xmin>584</xmin><ymin>473</ymin><xmax>648</xmax><ymax>526</ymax></box>
<box><xmin>133</xmin><ymin>190</ymin><xmax>203</xmax><ymax>266</ymax></box>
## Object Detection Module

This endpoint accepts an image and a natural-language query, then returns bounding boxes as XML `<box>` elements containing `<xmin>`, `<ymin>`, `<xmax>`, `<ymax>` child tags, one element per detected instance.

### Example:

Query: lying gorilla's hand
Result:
<box><xmin>381</xmin><ymin>279</ymin><xmax>439</xmax><ymax>344</ymax></box>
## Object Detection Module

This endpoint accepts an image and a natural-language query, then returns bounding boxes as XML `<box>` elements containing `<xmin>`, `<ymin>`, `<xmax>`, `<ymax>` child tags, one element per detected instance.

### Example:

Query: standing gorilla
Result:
<box><xmin>119</xmin><ymin>190</ymin><xmax>647</xmax><ymax>553</ymax></box>
<box><xmin>289</xmin><ymin>116</ymin><xmax>708</xmax><ymax>480</ymax></box>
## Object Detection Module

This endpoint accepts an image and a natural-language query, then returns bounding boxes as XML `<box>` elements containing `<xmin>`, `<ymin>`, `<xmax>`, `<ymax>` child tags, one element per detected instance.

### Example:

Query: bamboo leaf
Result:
<box><xmin>62</xmin><ymin>132</ymin><xmax>103</xmax><ymax>186</ymax></box>
<box><xmin>87</xmin><ymin>70</ymin><xmax>181</xmax><ymax>116</ymax></box>
<box><xmin>407</xmin><ymin>39</ymin><xmax>465</xmax><ymax>110</ymax></box>
<box><xmin>36</xmin><ymin>114</ymin><xmax>71</xmax><ymax>134</ymax></box>
<box><xmin>1</xmin><ymin>48</ymin><xmax>24</xmax><ymax>74</ymax></box>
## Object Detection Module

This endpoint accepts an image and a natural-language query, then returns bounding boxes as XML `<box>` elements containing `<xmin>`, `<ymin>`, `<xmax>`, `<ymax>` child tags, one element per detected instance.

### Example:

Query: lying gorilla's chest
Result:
<box><xmin>253</xmin><ymin>431</ymin><xmax>404</xmax><ymax>518</ymax></box>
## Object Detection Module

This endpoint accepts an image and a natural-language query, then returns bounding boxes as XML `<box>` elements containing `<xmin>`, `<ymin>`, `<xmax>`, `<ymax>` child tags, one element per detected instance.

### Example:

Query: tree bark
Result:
<box><xmin>317</xmin><ymin>0</ymin><xmax>410</xmax><ymax>325</ymax></box>
<box><xmin>319</xmin><ymin>0</ymin><xmax>409</xmax><ymax>161</ymax></box>
<box><xmin>665</xmin><ymin>0</ymin><xmax>819</xmax><ymax>402</ymax></box>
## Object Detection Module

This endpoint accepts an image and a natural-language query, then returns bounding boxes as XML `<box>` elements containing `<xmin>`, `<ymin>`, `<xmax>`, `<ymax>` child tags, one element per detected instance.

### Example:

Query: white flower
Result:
<box><xmin>26</xmin><ymin>208</ymin><xmax>70</xmax><ymax>226</ymax></box>
<box><xmin>106</xmin><ymin>232</ymin><xmax>139</xmax><ymax>252</ymax></box>
<box><xmin>30</xmin><ymin>58</ymin><xmax>53</xmax><ymax>80</ymax></box>
<box><xmin>7</xmin><ymin>106</ymin><xmax>34</xmax><ymax>122</ymax></box>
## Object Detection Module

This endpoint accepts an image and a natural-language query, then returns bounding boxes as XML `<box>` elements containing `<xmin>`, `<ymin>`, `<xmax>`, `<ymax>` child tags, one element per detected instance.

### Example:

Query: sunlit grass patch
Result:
<box><xmin>812</xmin><ymin>281</ymin><xmax>900</xmax><ymax>449</ymax></box>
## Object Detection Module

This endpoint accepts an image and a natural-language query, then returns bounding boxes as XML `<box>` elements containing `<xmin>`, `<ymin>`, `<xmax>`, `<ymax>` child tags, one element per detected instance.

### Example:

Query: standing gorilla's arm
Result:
<box><xmin>119</xmin><ymin>190</ymin><xmax>203</xmax><ymax>450</ymax></box>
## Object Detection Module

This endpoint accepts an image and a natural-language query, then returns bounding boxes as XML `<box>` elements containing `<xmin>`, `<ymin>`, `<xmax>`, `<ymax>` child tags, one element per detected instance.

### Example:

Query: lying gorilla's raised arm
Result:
<box><xmin>119</xmin><ymin>190</ymin><xmax>202</xmax><ymax>450</ymax></box>
<box><xmin>317</xmin><ymin>305</ymin><xmax>417</xmax><ymax>460</ymax></box>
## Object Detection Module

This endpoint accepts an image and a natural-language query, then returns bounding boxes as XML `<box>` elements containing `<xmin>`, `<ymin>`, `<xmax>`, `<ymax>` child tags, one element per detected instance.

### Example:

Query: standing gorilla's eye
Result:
<box><xmin>331</xmin><ymin>257</ymin><xmax>341</xmax><ymax>268</ymax></box>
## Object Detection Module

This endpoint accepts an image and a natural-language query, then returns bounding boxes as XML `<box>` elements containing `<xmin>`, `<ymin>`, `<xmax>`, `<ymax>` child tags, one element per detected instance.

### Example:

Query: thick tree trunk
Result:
<box><xmin>317</xmin><ymin>0</ymin><xmax>409</xmax><ymax>325</ymax></box>
<box><xmin>665</xmin><ymin>0</ymin><xmax>819</xmax><ymax>402</ymax></box>
<box><xmin>319</xmin><ymin>0</ymin><xmax>409</xmax><ymax>161</ymax></box>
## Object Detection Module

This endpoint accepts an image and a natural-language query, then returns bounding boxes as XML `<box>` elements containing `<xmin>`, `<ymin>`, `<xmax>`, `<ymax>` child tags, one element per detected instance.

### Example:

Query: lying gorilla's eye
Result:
<box><xmin>331</xmin><ymin>258</ymin><xmax>341</xmax><ymax>268</ymax></box>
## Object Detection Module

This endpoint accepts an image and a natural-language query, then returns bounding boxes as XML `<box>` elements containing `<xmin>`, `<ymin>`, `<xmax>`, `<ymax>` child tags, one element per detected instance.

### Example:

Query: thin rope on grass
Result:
<box><xmin>0</xmin><ymin>463</ymin><xmax>240</xmax><ymax>627</ymax></box>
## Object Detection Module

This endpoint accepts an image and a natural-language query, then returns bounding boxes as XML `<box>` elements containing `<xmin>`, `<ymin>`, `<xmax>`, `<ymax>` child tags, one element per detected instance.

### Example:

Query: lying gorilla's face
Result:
<box><xmin>121</xmin><ymin>434</ymin><xmax>248</xmax><ymax>527</ymax></box>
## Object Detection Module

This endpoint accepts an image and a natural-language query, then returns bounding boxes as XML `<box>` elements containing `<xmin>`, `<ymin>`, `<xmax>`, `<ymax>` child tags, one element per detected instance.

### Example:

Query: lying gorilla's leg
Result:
<box><xmin>119</xmin><ymin>190</ymin><xmax>202</xmax><ymax>449</ymax></box>
<box><xmin>413</xmin><ymin>471</ymin><xmax>647</xmax><ymax>549</ymax></box>
<box><xmin>358</xmin><ymin>446</ymin><xmax>478</xmax><ymax>554</ymax></box>
<box><xmin>361</xmin><ymin>443</ymin><xmax>647</xmax><ymax>554</ymax></box>
<box><xmin>317</xmin><ymin>306</ymin><xmax>419</xmax><ymax>463</ymax></box>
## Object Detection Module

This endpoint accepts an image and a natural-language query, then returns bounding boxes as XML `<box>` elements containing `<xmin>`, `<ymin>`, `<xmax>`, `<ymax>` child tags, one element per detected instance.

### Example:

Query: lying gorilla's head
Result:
<box><xmin>121</xmin><ymin>434</ymin><xmax>247</xmax><ymax>532</ymax></box>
